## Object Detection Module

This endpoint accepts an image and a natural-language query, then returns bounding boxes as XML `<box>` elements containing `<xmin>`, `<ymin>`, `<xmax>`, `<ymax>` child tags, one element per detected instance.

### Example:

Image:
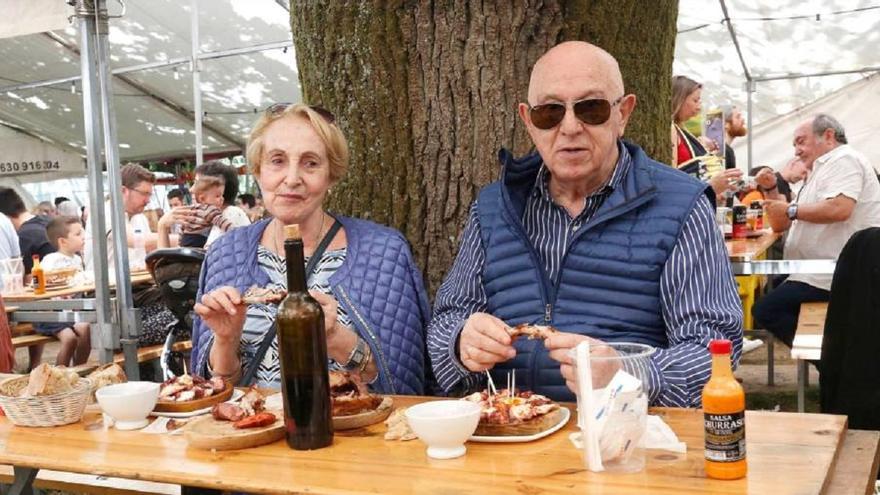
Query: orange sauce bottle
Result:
<box><xmin>703</xmin><ymin>339</ymin><xmax>747</xmax><ymax>480</ymax></box>
<box><xmin>31</xmin><ymin>255</ymin><xmax>46</xmax><ymax>295</ymax></box>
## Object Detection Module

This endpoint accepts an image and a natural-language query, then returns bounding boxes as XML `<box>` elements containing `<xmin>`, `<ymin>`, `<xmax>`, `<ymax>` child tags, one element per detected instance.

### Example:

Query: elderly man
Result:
<box><xmin>427</xmin><ymin>42</ymin><xmax>742</xmax><ymax>407</ymax></box>
<box><xmin>755</xmin><ymin>115</ymin><xmax>880</xmax><ymax>347</ymax></box>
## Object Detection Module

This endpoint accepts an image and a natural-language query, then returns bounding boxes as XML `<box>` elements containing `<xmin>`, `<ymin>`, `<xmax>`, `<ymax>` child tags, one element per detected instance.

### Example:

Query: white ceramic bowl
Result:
<box><xmin>94</xmin><ymin>381</ymin><xmax>160</xmax><ymax>430</ymax></box>
<box><xmin>405</xmin><ymin>400</ymin><xmax>481</xmax><ymax>459</ymax></box>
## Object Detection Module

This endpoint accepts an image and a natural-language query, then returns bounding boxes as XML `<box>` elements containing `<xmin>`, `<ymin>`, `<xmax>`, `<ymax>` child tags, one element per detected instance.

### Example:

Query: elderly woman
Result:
<box><xmin>190</xmin><ymin>104</ymin><xmax>430</xmax><ymax>395</ymax></box>
<box><xmin>671</xmin><ymin>75</ymin><xmax>741</xmax><ymax>199</ymax></box>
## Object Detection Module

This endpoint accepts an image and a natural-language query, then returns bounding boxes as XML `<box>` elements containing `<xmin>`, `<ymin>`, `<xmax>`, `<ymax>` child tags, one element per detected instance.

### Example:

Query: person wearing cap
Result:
<box><xmin>427</xmin><ymin>41</ymin><xmax>742</xmax><ymax>408</ymax></box>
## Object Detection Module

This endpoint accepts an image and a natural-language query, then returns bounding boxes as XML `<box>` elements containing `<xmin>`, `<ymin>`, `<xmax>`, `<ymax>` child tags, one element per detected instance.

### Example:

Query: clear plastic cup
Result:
<box><xmin>0</xmin><ymin>258</ymin><xmax>24</xmax><ymax>295</ymax></box>
<box><xmin>570</xmin><ymin>342</ymin><xmax>655</xmax><ymax>473</ymax></box>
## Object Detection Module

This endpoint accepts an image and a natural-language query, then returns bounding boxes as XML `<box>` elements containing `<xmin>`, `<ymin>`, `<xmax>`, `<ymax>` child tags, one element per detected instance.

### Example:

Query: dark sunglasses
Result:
<box><xmin>528</xmin><ymin>96</ymin><xmax>624</xmax><ymax>130</ymax></box>
<box><xmin>264</xmin><ymin>103</ymin><xmax>336</xmax><ymax>125</ymax></box>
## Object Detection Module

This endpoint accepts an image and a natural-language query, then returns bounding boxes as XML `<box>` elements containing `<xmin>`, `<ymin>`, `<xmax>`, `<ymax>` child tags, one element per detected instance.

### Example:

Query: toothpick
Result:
<box><xmin>182</xmin><ymin>358</ymin><xmax>188</xmax><ymax>377</ymax></box>
<box><xmin>512</xmin><ymin>370</ymin><xmax>516</xmax><ymax>396</ymax></box>
<box><xmin>485</xmin><ymin>371</ymin><xmax>497</xmax><ymax>398</ymax></box>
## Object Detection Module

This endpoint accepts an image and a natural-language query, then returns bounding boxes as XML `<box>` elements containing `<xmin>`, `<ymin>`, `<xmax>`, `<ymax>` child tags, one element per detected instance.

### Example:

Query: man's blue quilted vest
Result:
<box><xmin>479</xmin><ymin>142</ymin><xmax>712</xmax><ymax>401</ymax></box>
<box><xmin>190</xmin><ymin>215</ymin><xmax>431</xmax><ymax>395</ymax></box>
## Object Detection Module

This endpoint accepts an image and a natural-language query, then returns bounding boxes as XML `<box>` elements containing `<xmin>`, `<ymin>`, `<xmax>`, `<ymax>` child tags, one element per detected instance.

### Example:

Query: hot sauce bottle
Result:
<box><xmin>276</xmin><ymin>224</ymin><xmax>333</xmax><ymax>450</ymax></box>
<box><xmin>703</xmin><ymin>339</ymin><xmax>747</xmax><ymax>480</ymax></box>
<box><xmin>31</xmin><ymin>255</ymin><xmax>46</xmax><ymax>295</ymax></box>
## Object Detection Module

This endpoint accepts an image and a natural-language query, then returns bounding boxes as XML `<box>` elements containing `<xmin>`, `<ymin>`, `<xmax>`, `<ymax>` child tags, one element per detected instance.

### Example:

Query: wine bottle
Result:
<box><xmin>277</xmin><ymin>224</ymin><xmax>333</xmax><ymax>450</ymax></box>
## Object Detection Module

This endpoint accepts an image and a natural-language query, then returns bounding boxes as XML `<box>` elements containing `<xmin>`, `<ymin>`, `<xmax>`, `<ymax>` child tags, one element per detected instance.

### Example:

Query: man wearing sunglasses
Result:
<box><xmin>428</xmin><ymin>41</ymin><xmax>742</xmax><ymax>408</ymax></box>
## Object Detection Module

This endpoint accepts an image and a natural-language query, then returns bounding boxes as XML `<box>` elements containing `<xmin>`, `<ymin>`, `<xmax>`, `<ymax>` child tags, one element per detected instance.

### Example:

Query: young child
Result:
<box><xmin>37</xmin><ymin>216</ymin><xmax>91</xmax><ymax>367</ymax></box>
<box><xmin>179</xmin><ymin>176</ymin><xmax>232</xmax><ymax>247</ymax></box>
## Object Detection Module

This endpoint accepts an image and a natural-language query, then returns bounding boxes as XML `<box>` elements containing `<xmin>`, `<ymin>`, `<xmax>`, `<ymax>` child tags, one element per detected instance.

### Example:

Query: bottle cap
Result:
<box><xmin>709</xmin><ymin>339</ymin><xmax>732</xmax><ymax>354</ymax></box>
<box><xmin>283</xmin><ymin>224</ymin><xmax>301</xmax><ymax>240</ymax></box>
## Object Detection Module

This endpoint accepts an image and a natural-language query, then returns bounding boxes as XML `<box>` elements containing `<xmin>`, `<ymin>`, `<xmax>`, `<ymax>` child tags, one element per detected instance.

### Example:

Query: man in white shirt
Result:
<box><xmin>755</xmin><ymin>114</ymin><xmax>880</xmax><ymax>347</ymax></box>
<box><xmin>83</xmin><ymin>163</ymin><xmax>163</xmax><ymax>273</ymax></box>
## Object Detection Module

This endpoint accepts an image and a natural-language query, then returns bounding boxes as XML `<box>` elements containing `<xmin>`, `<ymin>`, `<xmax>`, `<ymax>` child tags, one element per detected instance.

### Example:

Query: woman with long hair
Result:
<box><xmin>671</xmin><ymin>75</ymin><xmax>741</xmax><ymax>200</ymax></box>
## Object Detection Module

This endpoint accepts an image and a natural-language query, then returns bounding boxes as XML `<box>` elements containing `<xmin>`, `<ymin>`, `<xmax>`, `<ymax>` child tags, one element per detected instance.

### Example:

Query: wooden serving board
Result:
<box><xmin>154</xmin><ymin>383</ymin><xmax>234</xmax><ymax>413</ymax></box>
<box><xmin>333</xmin><ymin>396</ymin><xmax>393</xmax><ymax>430</ymax></box>
<box><xmin>184</xmin><ymin>408</ymin><xmax>285</xmax><ymax>451</ymax></box>
<box><xmin>473</xmin><ymin>407</ymin><xmax>566</xmax><ymax>437</ymax></box>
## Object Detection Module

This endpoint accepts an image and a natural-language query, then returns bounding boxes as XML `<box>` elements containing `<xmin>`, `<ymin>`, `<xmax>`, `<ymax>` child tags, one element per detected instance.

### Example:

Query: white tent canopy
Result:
<box><xmin>674</xmin><ymin>0</ymin><xmax>880</xmax><ymax>168</ymax></box>
<box><xmin>0</xmin><ymin>0</ymin><xmax>299</xmax><ymax>162</ymax></box>
<box><xmin>732</xmin><ymin>73</ymin><xmax>880</xmax><ymax>172</ymax></box>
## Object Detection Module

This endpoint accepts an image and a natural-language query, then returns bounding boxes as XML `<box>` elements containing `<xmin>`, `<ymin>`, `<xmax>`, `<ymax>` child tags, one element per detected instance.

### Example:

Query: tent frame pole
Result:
<box><xmin>75</xmin><ymin>0</ymin><xmax>115</xmax><ymax>365</ymax></box>
<box><xmin>77</xmin><ymin>0</ymin><xmax>141</xmax><ymax>378</ymax></box>
<box><xmin>746</xmin><ymin>79</ymin><xmax>755</xmax><ymax>171</ymax></box>
<box><xmin>191</xmin><ymin>0</ymin><xmax>203</xmax><ymax>167</ymax></box>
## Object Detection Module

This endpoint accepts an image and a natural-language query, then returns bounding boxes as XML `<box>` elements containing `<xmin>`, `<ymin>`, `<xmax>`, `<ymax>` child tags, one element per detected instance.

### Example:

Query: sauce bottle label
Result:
<box><xmin>704</xmin><ymin>412</ymin><xmax>746</xmax><ymax>462</ymax></box>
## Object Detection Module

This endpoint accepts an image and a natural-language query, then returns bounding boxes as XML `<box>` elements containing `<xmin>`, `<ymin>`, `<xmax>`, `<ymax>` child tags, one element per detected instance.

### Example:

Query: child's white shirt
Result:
<box><xmin>41</xmin><ymin>252</ymin><xmax>84</xmax><ymax>271</ymax></box>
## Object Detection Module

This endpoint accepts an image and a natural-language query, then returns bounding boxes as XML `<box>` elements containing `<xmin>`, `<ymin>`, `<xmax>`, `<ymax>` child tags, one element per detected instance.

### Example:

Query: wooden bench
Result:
<box><xmin>0</xmin><ymin>465</ymin><xmax>178</xmax><ymax>494</ymax></box>
<box><xmin>11</xmin><ymin>333</ymin><xmax>55</xmax><ymax>349</ymax></box>
<box><xmin>9</xmin><ymin>322</ymin><xmax>56</xmax><ymax>350</ymax></box>
<box><xmin>791</xmin><ymin>301</ymin><xmax>829</xmax><ymax>412</ymax></box>
<box><xmin>72</xmin><ymin>340</ymin><xmax>193</xmax><ymax>375</ymax></box>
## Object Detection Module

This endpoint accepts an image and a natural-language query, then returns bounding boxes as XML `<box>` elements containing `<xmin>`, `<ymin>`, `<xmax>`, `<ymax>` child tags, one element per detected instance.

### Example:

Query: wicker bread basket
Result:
<box><xmin>0</xmin><ymin>376</ymin><xmax>92</xmax><ymax>427</ymax></box>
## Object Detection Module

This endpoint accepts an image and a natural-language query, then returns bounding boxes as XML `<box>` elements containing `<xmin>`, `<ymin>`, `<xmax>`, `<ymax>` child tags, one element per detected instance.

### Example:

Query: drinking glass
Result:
<box><xmin>571</xmin><ymin>343</ymin><xmax>655</xmax><ymax>473</ymax></box>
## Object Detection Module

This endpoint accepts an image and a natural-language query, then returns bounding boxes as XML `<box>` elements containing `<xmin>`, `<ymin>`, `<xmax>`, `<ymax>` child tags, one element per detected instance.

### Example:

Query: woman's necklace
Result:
<box><xmin>274</xmin><ymin>212</ymin><xmax>326</xmax><ymax>255</ymax></box>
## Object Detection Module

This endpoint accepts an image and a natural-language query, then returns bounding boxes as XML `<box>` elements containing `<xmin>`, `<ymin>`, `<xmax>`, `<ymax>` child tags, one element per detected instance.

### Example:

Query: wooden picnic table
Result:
<box><xmin>0</xmin><ymin>395</ymin><xmax>874</xmax><ymax>494</ymax></box>
<box><xmin>725</xmin><ymin>230</ymin><xmax>782</xmax><ymax>262</ymax></box>
<box><xmin>2</xmin><ymin>271</ymin><xmax>153</xmax><ymax>303</ymax></box>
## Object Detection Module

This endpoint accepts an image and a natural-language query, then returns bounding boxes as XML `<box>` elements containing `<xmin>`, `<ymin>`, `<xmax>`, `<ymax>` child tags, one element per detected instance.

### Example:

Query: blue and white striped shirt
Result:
<box><xmin>427</xmin><ymin>144</ymin><xmax>743</xmax><ymax>407</ymax></box>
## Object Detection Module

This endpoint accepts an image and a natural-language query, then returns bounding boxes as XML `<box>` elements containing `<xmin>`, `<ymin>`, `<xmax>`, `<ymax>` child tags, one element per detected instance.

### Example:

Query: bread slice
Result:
<box><xmin>473</xmin><ymin>407</ymin><xmax>565</xmax><ymax>437</ymax></box>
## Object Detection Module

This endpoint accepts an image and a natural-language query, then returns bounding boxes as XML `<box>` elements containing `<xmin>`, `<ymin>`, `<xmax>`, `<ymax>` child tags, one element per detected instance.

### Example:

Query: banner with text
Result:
<box><xmin>0</xmin><ymin>135</ymin><xmax>85</xmax><ymax>178</ymax></box>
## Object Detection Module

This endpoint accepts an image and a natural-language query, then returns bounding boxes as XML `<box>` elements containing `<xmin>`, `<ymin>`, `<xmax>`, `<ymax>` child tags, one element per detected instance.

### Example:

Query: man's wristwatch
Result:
<box><xmin>786</xmin><ymin>203</ymin><xmax>799</xmax><ymax>221</ymax></box>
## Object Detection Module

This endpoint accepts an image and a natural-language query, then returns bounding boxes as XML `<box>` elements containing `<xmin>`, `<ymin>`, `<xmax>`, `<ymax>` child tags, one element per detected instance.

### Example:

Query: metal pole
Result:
<box><xmin>93</xmin><ymin>0</ymin><xmax>141</xmax><ymax>380</ymax></box>
<box><xmin>746</xmin><ymin>79</ymin><xmax>754</xmax><ymax>171</ymax></box>
<box><xmin>755</xmin><ymin>66</ymin><xmax>880</xmax><ymax>83</ymax></box>
<box><xmin>75</xmin><ymin>0</ymin><xmax>115</xmax><ymax>364</ymax></box>
<box><xmin>0</xmin><ymin>40</ymin><xmax>294</xmax><ymax>94</ymax></box>
<box><xmin>191</xmin><ymin>0</ymin><xmax>203</xmax><ymax>167</ymax></box>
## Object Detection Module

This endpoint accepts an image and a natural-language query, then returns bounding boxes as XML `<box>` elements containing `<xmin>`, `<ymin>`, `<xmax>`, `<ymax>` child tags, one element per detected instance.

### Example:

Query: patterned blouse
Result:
<box><xmin>240</xmin><ymin>245</ymin><xmax>351</xmax><ymax>388</ymax></box>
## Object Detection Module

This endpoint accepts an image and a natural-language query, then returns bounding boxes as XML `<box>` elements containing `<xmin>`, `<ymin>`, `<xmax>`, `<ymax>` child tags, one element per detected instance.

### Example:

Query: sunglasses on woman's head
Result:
<box><xmin>264</xmin><ymin>103</ymin><xmax>336</xmax><ymax>125</ymax></box>
<box><xmin>528</xmin><ymin>96</ymin><xmax>625</xmax><ymax>130</ymax></box>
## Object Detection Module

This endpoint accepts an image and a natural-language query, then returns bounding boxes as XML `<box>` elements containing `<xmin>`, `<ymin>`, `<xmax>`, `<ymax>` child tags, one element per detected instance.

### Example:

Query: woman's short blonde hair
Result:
<box><xmin>246</xmin><ymin>104</ymin><xmax>349</xmax><ymax>184</ymax></box>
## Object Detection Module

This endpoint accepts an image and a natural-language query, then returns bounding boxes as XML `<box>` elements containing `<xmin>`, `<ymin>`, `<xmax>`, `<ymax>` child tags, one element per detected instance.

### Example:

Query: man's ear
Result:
<box><xmin>617</xmin><ymin>94</ymin><xmax>637</xmax><ymax>136</ymax></box>
<box><xmin>517</xmin><ymin>102</ymin><xmax>531</xmax><ymax>129</ymax></box>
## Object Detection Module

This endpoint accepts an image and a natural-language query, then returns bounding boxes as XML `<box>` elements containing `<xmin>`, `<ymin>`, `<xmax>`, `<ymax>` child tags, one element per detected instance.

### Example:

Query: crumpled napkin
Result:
<box><xmin>569</xmin><ymin>415</ymin><xmax>686</xmax><ymax>454</ymax></box>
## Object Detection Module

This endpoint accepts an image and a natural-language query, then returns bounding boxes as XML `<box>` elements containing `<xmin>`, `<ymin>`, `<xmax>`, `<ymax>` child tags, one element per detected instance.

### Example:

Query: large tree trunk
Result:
<box><xmin>290</xmin><ymin>1</ymin><xmax>679</xmax><ymax>294</ymax></box>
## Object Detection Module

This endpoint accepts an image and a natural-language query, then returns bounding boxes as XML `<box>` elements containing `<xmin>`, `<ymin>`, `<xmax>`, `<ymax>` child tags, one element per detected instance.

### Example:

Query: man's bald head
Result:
<box><xmin>517</xmin><ymin>41</ymin><xmax>637</xmax><ymax>196</ymax></box>
<box><xmin>527</xmin><ymin>41</ymin><xmax>625</xmax><ymax>103</ymax></box>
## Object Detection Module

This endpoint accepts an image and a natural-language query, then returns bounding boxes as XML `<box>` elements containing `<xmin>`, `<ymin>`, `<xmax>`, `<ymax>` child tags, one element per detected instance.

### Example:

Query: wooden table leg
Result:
<box><xmin>6</xmin><ymin>466</ymin><xmax>38</xmax><ymax>495</ymax></box>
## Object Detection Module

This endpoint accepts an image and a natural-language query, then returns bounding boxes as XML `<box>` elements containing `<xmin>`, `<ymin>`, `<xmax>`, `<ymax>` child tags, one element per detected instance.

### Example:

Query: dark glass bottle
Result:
<box><xmin>277</xmin><ymin>224</ymin><xmax>333</xmax><ymax>450</ymax></box>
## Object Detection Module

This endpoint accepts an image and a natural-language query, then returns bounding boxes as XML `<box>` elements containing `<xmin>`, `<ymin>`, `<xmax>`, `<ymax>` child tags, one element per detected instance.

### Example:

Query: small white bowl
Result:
<box><xmin>405</xmin><ymin>400</ymin><xmax>481</xmax><ymax>459</ymax></box>
<box><xmin>94</xmin><ymin>381</ymin><xmax>160</xmax><ymax>430</ymax></box>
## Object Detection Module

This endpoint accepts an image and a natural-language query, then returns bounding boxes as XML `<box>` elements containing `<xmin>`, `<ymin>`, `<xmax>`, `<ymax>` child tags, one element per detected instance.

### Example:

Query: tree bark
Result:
<box><xmin>290</xmin><ymin>0</ymin><xmax>679</xmax><ymax>294</ymax></box>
